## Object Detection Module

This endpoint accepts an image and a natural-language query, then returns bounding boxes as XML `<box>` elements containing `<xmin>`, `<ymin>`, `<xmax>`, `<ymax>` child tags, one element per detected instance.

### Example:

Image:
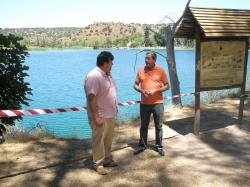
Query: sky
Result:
<box><xmin>0</xmin><ymin>0</ymin><xmax>250</xmax><ymax>28</ymax></box>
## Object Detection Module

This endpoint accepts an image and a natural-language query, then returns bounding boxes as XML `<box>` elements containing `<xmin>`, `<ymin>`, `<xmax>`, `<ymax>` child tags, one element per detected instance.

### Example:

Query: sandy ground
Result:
<box><xmin>0</xmin><ymin>98</ymin><xmax>249</xmax><ymax>187</ymax></box>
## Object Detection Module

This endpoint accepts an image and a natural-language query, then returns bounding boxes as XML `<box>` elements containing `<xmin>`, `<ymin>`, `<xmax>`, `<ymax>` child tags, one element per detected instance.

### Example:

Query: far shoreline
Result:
<box><xmin>26</xmin><ymin>46</ymin><xmax>250</xmax><ymax>52</ymax></box>
<box><xmin>27</xmin><ymin>46</ymin><xmax>195</xmax><ymax>51</ymax></box>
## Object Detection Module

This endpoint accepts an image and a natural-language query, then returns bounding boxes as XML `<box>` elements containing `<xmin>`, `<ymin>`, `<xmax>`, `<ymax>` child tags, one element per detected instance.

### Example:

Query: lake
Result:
<box><xmin>19</xmin><ymin>49</ymin><xmax>250</xmax><ymax>138</ymax></box>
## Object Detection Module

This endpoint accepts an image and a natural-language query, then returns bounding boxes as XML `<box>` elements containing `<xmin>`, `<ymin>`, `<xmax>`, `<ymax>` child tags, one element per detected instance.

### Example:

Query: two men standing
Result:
<box><xmin>84</xmin><ymin>51</ymin><xmax>169</xmax><ymax>175</ymax></box>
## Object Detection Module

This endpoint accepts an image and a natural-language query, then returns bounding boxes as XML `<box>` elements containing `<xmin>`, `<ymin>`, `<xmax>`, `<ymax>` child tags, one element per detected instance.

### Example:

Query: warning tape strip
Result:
<box><xmin>0</xmin><ymin>92</ymin><xmax>248</xmax><ymax>118</ymax></box>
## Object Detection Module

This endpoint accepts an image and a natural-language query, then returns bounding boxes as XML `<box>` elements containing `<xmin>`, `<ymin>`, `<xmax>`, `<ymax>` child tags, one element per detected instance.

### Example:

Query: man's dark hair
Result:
<box><xmin>146</xmin><ymin>51</ymin><xmax>157</xmax><ymax>61</ymax></box>
<box><xmin>96</xmin><ymin>51</ymin><xmax>114</xmax><ymax>67</ymax></box>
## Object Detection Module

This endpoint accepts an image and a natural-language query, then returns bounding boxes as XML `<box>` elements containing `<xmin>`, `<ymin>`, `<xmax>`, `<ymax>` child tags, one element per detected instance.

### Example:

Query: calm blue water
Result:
<box><xmin>19</xmin><ymin>49</ymin><xmax>250</xmax><ymax>138</ymax></box>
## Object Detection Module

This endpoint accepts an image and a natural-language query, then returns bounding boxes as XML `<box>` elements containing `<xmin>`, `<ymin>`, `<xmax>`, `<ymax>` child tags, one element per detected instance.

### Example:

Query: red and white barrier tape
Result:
<box><xmin>0</xmin><ymin>107</ymin><xmax>88</xmax><ymax>118</ymax></box>
<box><xmin>1</xmin><ymin>92</ymin><xmax>248</xmax><ymax>118</ymax></box>
<box><xmin>0</xmin><ymin>93</ymin><xmax>194</xmax><ymax>118</ymax></box>
<box><xmin>164</xmin><ymin>92</ymin><xmax>194</xmax><ymax>99</ymax></box>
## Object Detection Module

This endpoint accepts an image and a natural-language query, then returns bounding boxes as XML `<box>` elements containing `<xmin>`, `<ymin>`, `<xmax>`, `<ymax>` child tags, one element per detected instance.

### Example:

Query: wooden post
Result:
<box><xmin>238</xmin><ymin>38</ymin><xmax>249</xmax><ymax>124</ymax></box>
<box><xmin>194</xmin><ymin>27</ymin><xmax>201</xmax><ymax>135</ymax></box>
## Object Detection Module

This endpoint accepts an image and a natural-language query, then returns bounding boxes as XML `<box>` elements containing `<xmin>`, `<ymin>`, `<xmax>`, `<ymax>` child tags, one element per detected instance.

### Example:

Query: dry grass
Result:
<box><xmin>4</xmin><ymin>124</ymin><xmax>55</xmax><ymax>143</ymax></box>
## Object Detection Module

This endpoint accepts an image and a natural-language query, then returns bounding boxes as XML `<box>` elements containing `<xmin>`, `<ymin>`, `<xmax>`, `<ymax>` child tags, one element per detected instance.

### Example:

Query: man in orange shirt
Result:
<box><xmin>134</xmin><ymin>52</ymin><xmax>169</xmax><ymax>156</ymax></box>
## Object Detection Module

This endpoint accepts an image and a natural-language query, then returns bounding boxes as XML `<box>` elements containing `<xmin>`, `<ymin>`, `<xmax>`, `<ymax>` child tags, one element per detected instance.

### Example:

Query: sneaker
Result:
<box><xmin>103</xmin><ymin>160</ymin><xmax>118</xmax><ymax>167</ymax></box>
<box><xmin>134</xmin><ymin>146</ymin><xmax>146</xmax><ymax>155</ymax></box>
<box><xmin>96</xmin><ymin>165</ymin><xmax>109</xmax><ymax>175</ymax></box>
<box><xmin>157</xmin><ymin>147</ymin><xmax>165</xmax><ymax>156</ymax></box>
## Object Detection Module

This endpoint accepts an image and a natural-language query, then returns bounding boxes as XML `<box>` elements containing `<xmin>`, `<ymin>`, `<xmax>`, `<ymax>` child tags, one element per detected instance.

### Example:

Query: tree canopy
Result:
<box><xmin>0</xmin><ymin>34</ymin><xmax>32</xmax><ymax>126</ymax></box>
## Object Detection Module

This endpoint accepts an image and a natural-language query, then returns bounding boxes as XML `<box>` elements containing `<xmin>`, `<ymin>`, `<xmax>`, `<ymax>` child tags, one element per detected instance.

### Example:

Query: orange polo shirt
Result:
<box><xmin>135</xmin><ymin>65</ymin><xmax>168</xmax><ymax>104</ymax></box>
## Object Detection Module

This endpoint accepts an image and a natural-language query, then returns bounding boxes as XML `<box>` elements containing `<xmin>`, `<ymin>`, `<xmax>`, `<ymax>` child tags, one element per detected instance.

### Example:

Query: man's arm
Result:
<box><xmin>134</xmin><ymin>81</ymin><xmax>149</xmax><ymax>97</ymax></box>
<box><xmin>87</xmin><ymin>94</ymin><xmax>103</xmax><ymax>126</ymax></box>
<box><xmin>133</xmin><ymin>81</ymin><xmax>142</xmax><ymax>93</ymax></box>
<box><xmin>148</xmin><ymin>82</ymin><xmax>169</xmax><ymax>95</ymax></box>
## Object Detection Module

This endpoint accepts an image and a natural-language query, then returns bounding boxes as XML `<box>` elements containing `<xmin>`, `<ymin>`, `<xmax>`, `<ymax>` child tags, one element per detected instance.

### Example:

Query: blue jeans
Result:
<box><xmin>139</xmin><ymin>103</ymin><xmax>164</xmax><ymax>148</ymax></box>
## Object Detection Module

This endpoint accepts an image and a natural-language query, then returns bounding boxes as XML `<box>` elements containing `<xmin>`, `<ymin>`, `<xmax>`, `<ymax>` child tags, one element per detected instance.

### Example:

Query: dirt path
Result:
<box><xmin>0</xmin><ymin>98</ymin><xmax>249</xmax><ymax>187</ymax></box>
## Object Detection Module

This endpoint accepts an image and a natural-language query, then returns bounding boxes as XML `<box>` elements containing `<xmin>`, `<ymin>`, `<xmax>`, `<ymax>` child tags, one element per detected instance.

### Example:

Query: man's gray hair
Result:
<box><xmin>146</xmin><ymin>52</ymin><xmax>157</xmax><ymax>60</ymax></box>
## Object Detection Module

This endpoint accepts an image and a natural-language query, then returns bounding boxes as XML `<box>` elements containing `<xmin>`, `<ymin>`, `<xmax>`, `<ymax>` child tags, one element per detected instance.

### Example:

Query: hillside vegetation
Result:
<box><xmin>0</xmin><ymin>22</ymin><xmax>195</xmax><ymax>49</ymax></box>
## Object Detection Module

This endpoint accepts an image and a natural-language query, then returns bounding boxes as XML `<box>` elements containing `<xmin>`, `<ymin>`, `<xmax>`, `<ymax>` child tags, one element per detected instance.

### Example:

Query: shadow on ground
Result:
<box><xmin>0</xmin><ymin>98</ymin><xmax>249</xmax><ymax>186</ymax></box>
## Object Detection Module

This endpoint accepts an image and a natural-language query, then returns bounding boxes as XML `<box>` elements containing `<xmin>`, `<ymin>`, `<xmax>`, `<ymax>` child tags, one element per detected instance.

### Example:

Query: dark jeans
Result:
<box><xmin>139</xmin><ymin>103</ymin><xmax>164</xmax><ymax>148</ymax></box>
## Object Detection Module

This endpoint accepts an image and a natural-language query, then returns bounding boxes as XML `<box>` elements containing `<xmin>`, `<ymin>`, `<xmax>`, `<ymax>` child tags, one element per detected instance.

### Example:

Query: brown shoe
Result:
<box><xmin>103</xmin><ymin>160</ymin><xmax>118</xmax><ymax>167</ymax></box>
<box><xmin>96</xmin><ymin>165</ymin><xmax>109</xmax><ymax>175</ymax></box>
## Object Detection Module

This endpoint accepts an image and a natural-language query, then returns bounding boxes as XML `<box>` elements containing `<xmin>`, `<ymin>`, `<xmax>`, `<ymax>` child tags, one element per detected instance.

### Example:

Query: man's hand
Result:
<box><xmin>134</xmin><ymin>82</ymin><xmax>149</xmax><ymax>96</ymax></box>
<box><xmin>94</xmin><ymin>115</ymin><xmax>104</xmax><ymax>127</ymax></box>
<box><xmin>148</xmin><ymin>89</ymin><xmax>157</xmax><ymax>95</ymax></box>
<box><xmin>141</xmin><ymin>89</ymin><xmax>150</xmax><ymax>97</ymax></box>
<box><xmin>87</xmin><ymin>94</ymin><xmax>104</xmax><ymax>127</ymax></box>
<box><xmin>148</xmin><ymin>83</ymin><xmax>169</xmax><ymax>95</ymax></box>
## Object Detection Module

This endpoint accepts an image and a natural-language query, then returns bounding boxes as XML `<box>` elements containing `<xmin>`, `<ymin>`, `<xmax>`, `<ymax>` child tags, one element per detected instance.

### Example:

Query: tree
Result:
<box><xmin>154</xmin><ymin>27</ymin><xmax>166</xmax><ymax>47</ymax></box>
<box><xmin>165</xmin><ymin>0</ymin><xmax>192</xmax><ymax>106</ymax></box>
<box><xmin>103</xmin><ymin>38</ymin><xmax>113</xmax><ymax>48</ymax></box>
<box><xmin>93</xmin><ymin>41</ymin><xmax>100</xmax><ymax>49</ymax></box>
<box><xmin>0</xmin><ymin>34</ymin><xmax>32</xmax><ymax>140</ymax></box>
<box><xmin>113</xmin><ymin>36</ymin><xmax>129</xmax><ymax>48</ymax></box>
<box><xmin>144</xmin><ymin>26</ymin><xmax>151</xmax><ymax>47</ymax></box>
<box><xmin>130</xmin><ymin>33</ymin><xmax>144</xmax><ymax>47</ymax></box>
<box><xmin>148</xmin><ymin>0</ymin><xmax>191</xmax><ymax>107</ymax></box>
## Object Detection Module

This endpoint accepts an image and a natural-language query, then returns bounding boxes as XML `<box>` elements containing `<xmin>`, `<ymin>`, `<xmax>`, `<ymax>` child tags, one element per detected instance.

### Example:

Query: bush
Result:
<box><xmin>0</xmin><ymin>34</ymin><xmax>32</xmax><ymax>129</ymax></box>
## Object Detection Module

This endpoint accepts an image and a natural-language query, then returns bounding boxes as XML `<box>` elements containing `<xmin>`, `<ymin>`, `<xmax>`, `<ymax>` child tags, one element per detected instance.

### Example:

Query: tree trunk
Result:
<box><xmin>165</xmin><ymin>25</ymin><xmax>182</xmax><ymax>107</ymax></box>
